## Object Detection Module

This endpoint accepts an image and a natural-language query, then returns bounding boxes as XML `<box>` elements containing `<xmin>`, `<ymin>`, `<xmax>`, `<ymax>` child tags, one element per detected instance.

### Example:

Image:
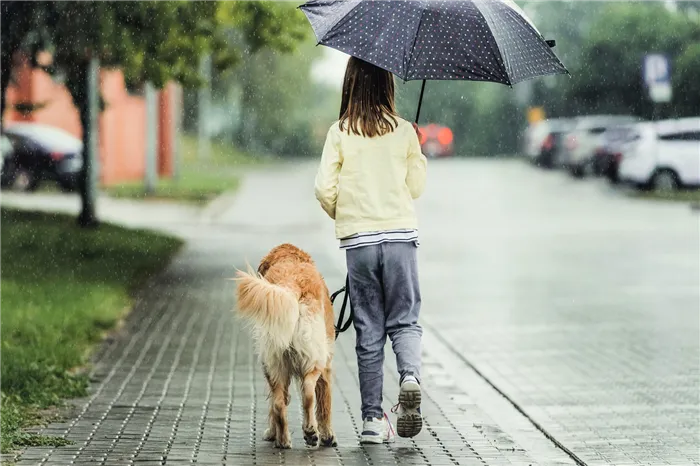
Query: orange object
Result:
<box><xmin>437</xmin><ymin>127</ymin><xmax>453</xmax><ymax>146</ymax></box>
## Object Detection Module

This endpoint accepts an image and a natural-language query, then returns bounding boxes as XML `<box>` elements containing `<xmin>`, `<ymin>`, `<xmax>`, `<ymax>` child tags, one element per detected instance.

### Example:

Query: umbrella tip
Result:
<box><xmin>546</xmin><ymin>39</ymin><xmax>556</xmax><ymax>48</ymax></box>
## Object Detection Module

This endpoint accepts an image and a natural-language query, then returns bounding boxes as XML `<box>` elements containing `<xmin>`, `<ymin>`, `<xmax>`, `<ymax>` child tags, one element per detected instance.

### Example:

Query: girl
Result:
<box><xmin>314</xmin><ymin>57</ymin><xmax>427</xmax><ymax>444</ymax></box>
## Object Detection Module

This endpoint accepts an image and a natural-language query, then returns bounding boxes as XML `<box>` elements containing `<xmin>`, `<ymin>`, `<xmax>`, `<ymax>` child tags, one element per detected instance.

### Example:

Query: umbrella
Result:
<box><xmin>299</xmin><ymin>0</ymin><xmax>569</xmax><ymax>122</ymax></box>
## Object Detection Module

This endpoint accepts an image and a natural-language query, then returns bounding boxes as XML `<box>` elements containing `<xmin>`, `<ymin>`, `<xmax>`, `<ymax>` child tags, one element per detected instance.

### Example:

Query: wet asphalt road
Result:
<box><xmin>412</xmin><ymin>159</ymin><xmax>699</xmax><ymax>465</ymax></box>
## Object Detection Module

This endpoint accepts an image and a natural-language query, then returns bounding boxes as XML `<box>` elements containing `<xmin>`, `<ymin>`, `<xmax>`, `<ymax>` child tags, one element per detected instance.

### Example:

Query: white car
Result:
<box><xmin>563</xmin><ymin>115</ymin><xmax>642</xmax><ymax>177</ymax></box>
<box><xmin>0</xmin><ymin>134</ymin><xmax>12</xmax><ymax>182</ymax></box>
<box><xmin>618</xmin><ymin>117</ymin><xmax>700</xmax><ymax>191</ymax></box>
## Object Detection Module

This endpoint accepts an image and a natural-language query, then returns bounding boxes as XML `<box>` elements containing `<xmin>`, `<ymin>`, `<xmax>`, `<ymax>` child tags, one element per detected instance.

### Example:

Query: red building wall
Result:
<box><xmin>3</xmin><ymin>56</ymin><xmax>178</xmax><ymax>186</ymax></box>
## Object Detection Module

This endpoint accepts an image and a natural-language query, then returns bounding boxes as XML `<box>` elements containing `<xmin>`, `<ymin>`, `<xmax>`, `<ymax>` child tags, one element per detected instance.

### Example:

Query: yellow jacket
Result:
<box><xmin>314</xmin><ymin>118</ymin><xmax>428</xmax><ymax>239</ymax></box>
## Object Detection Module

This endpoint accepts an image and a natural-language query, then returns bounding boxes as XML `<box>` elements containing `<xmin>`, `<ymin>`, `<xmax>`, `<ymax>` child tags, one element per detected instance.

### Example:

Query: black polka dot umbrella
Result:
<box><xmin>299</xmin><ymin>0</ymin><xmax>569</xmax><ymax>122</ymax></box>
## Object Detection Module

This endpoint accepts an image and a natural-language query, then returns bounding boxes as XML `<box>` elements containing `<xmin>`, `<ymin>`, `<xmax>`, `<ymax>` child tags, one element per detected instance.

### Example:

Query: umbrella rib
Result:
<box><xmin>403</xmin><ymin>0</ymin><xmax>428</xmax><ymax>82</ymax></box>
<box><xmin>472</xmin><ymin>0</ymin><xmax>512</xmax><ymax>86</ymax></box>
<box><xmin>317</xmin><ymin>0</ymin><xmax>365</xmax><ymax>45</ymax></box>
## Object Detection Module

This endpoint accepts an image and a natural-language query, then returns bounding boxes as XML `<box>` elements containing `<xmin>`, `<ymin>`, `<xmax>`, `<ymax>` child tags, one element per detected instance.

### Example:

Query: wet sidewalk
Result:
<box><xmin>10</xmin><ymin>231</ymin><xmax>565</xmax><ymax>466</ymax></box>
<box><xmin>5</xmin><ymin>168</ymin><xmax>573</xmax><ymax>465</ymax></box>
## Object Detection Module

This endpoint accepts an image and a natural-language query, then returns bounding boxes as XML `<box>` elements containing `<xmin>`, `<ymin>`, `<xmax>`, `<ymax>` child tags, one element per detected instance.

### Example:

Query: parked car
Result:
<box><xmin>592</xmin><ymin>124</ymin><xmax>640</xmax><ymax>183</ymax></box>
<box><xmin>618</xmin><ymin>117</ymin><xmax>700</xmax><ymax>191</ymax></box>
<box><xmin>563</xmin><ymin>115</ymin><xmax>642</xmax><ymax>178</ymax></box>
<box><xmin>1</xmin><ymin>122</ymin><xmax>83</xmax><ymax>192</ymax></box>
<box><xmin>419</xmin><ymin>124</ymin><xmax>453</xmax><ymax>158</ymax></box>
<box><xmin>523</xmin><ymin>118</ymin><xmax>576</xmax><ymax>168</ymax></box>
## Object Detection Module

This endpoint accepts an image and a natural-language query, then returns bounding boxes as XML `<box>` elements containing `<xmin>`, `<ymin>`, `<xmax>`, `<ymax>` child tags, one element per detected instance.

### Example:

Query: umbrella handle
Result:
<box><xmin>415</xmin><ymin>80</ymin><xmax>426</xmax><ymax>124</ymax></box>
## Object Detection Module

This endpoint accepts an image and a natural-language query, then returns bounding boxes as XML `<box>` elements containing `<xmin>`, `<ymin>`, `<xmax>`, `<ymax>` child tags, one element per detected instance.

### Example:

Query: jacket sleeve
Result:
<box><xmin>314</xmin><ymin>127</ymin><xmax>342</xmax><ymax>219</ymax></box>
<box><xmin>406</xmin><ymin>126</ymin><xmax>428</xmax><ymax>199</ymax></box>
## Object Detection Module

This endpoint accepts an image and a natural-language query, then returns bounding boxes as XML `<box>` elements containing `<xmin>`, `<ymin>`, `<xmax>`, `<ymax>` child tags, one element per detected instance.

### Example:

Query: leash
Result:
<box><xmin>331</xmin><ymin>274</ymin><xmax>353</xmax><ymax>339</ymax></box>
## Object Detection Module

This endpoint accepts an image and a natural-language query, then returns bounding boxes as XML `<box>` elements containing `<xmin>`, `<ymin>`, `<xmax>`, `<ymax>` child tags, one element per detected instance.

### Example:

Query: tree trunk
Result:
<box><xmin>1</xmin><ymin>56</ymin><xmax>9</xmax><ymax>132</ymax></box>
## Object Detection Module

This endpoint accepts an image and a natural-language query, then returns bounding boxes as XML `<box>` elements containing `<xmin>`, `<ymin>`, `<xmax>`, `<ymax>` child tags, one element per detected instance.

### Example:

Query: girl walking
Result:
<box><xmin>314</xmin><ymin>57</ymin><xmax>427</xmax><ymax>444</ymax></box>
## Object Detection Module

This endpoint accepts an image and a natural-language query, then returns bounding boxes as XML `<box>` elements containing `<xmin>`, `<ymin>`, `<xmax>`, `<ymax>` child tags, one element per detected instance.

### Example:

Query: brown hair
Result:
<box><xmin>339</xmin><ymin>57</ymin><xmax>399</xmax><ymax>138</ymax></box>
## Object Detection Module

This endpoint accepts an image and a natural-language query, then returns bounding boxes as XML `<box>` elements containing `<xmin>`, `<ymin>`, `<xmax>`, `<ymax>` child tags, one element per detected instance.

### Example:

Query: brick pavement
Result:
<box><xmin>9</xmin><ymin>173</ymin><xmax>568</xmax><ymax>465</ymax></box>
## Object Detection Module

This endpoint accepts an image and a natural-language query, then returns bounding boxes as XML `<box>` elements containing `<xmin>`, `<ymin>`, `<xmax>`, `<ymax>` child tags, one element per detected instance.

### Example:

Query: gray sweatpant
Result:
<box><xmin>345</xmin><ymin>241</ymin><xmax>422</xmax><ymax>420</ymax></box>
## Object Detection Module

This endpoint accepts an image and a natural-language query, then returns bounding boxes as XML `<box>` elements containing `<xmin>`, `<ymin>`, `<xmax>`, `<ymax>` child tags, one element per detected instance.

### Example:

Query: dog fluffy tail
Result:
<box><xmin>234</xmin><ymin>267</ymin><xmax>300</xmax><ymax>350</ymax></box>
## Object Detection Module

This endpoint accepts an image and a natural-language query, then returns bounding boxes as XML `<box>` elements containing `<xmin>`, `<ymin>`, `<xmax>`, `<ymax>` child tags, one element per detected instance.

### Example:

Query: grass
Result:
<box><xmin>633</xmin><ymin>189</ymin><xmax>700</xmax><ymax>204</ymax></box>
<box><xmin>0</xmin><ymin>208</ymin><xmax>182</xmax><ymax>454</ymax></box>
<box><xmin>105</xmin><ymin>135</ymin><xmax>263</xmax><ymax>204</ymax></box>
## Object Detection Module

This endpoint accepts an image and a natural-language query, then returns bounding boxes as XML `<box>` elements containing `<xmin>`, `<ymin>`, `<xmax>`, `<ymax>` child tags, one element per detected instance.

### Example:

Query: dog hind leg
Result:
<box><xmin>316</xmin><ymin>366</ymin><xmax>337</xmax><ymax>447</ymax></box>
<box><xmin>270</xmin><ymin>372</ymin><xmax>292</xmax><ymax>449</ymax></box>
<box><xmin>262</xmin><ymin>366</ymin><xmax>276</xmax><ymax>442</ymax></box>
<box><xmin>302</xmin><ymin>368</ymin><xmax>322</xmax><ymax>447</ymax></box>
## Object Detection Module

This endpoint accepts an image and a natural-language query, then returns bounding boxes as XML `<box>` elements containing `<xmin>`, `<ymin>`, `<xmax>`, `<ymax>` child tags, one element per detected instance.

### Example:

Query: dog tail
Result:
<box><xmin>234</xmin><ymin>267</ymin><xmax>300</xmax><ymax>350</ymax></box>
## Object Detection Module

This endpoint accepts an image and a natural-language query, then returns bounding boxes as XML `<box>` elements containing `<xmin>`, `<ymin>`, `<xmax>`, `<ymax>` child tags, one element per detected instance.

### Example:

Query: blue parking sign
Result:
<box><xmin>643</xmin><ymin>54</ymin><xmax>672</xmax><ymax>103</ymax></box>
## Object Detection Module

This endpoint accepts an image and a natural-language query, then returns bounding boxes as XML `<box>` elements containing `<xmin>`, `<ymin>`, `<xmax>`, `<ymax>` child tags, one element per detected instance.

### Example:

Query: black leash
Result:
<box><xmin>331</xmin><ymin>274</ymin><xmax>353</xmax><ymax>339</ymax></box>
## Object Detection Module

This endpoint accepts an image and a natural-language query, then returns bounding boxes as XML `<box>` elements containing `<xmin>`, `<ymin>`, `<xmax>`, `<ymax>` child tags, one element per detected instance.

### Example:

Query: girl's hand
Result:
<box><xmin>412</xmin><ymin>122</ymin><xmax>420</xmax><ymax>136</ymax></box>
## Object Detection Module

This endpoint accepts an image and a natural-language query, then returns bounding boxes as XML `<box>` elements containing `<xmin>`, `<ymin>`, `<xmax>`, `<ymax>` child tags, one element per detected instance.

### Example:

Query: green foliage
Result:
<box><xmin>567</xmin><ymin>2</ymin><xmax>700</xmax><ymax>119</ymax></box>
<box><xmin>0</xmin><ymin>208</ymin><xmax>182</xmax><ymax>452</ymax></box>
<box><xmin>673</xmin><ymin>42</ymin><xmax>700</xmax><ymax>117</ymax></box>
<box><xmin>233</xmin><ymin>39</ymin><xmax>339</xmax><ymax>157</ymax></box>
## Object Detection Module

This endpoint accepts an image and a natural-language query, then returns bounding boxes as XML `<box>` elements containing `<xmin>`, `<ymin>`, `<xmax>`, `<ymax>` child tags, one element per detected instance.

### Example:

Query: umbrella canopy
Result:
<box><xmin>299</xmin><ymin>0</ymin><xmax>568</xmax><ymax>86</ymax></box>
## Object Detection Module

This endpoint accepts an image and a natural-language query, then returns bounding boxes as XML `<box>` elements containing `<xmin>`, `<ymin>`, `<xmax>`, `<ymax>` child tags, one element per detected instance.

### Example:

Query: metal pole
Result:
<box><xmin>415</xmin><ymin>79</ymin><xmax>427</xmax><ymax>123</ymax></box>
<box><xmin>87</xmin><ymin>58</ymin><xmax>100</xmax><ymax>196</ymax></box>
<box><xmin>144</xmin><ymin>81</ymin><xmax>158</xmax><ymax>195</ymax></box>
<box><xmin>172</xmin><ymin>86</ymin><xmax>181</xmax><ymax>181</ymax></box>
<box><xmin>198</xmin><ymin>53</ymin><xmax>212</xmax><ymax>160</ymax></box>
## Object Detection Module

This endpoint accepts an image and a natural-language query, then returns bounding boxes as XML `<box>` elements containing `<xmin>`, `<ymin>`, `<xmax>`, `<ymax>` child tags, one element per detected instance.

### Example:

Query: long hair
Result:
<box><xmin>339</xmin><ymin>57</ymin><xmax>399</xmax><ymax>138</ymax></box>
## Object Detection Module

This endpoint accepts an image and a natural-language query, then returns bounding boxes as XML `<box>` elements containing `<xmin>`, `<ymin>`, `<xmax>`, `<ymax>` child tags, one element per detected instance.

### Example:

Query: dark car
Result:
<box><xmin>1</xmin><ymin>122</ymin><xmax>83</xmax><ymax>192</ymax></box>
<box><xmin>523</xmin><ymin>118</ymin><xmax>576</xmax><ymax>169</ymax></box>
<box><xmin>1</xmin><ymin>134</ymin><xmax>12</xmax><ymax>175</ymax></box>
<box><xmin>592</xmin><ymin>124</ymin><xmax>639</xmax><ymax>183</ymax></box>
<box><xmin>419</xmin><ymin>124</ymin><xmax>454</xmax><ymax>158</ymax></box>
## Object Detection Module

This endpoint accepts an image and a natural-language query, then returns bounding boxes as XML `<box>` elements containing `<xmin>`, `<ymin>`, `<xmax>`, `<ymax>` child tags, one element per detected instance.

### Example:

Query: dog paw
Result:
<box><xmin>263</xmin><ymin>427</ymin><xmax>275</xmax><ymax>442</ymax></box>
<box><xmin>274</xmin><ymin>438</ymin><xmax>291</xmax><ymax>449</ymax></box>
<box><xmin>303</xmin><ymin>427</ymin><xmax>319</xmax><ymax>447</ymax></box>
<box><xmin>321</xmin><ymin>434</ymin><xmax>337</xmax><ymax>448</ymax></box>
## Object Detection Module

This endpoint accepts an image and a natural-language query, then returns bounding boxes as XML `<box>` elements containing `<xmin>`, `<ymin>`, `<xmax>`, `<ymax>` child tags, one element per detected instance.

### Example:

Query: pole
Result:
<box><xmin>415</xmin><ymin>79</ymin><xmax>427</xmax><ymax>123</ymax></box>
<box><xmin>77</xmin><ymin>57</ymin><xmax>99</xmax><ymax>227</ymax></box>
<box><xmin>172</xmin><ymin>85</ymin><xmax>181</xmax><ymax>181</ymax></box>
<box><xmin>144</xmin><ymin>81</ymin><xmax>158</xmax><ymax>195</ymax></box>
<box><xmin>198</xmin><ymin>53</ymin><xmax>212</xmax><ymax>160</ymax></box>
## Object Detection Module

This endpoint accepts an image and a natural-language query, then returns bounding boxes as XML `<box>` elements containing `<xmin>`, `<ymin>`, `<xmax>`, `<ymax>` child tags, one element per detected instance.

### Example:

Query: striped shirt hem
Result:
<box><xmin>340</xmin><ymin>229</ymin><xmax>419</xmax><ymax>250</ymax></box>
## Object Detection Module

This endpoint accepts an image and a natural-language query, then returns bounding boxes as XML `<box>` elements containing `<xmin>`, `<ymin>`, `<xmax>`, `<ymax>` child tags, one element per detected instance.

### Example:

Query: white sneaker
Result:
<box><xmin>360</xmin><ymin>414</ymin><xmax>395</xmax><ymax>444</ymax></box>
<box><xmin>393</xmin><ymin>375</ymin><xmax>423</xmax><ymax>438</ymax></box>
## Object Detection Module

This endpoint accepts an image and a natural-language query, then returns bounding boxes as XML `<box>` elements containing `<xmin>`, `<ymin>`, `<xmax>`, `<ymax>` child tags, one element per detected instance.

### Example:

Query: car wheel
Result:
<box><xmin>651</xmin><ymin>169</ymin><xmax>679</xmax><ymax>193</ymax></box>
<box><xmin>12</xmin><ymin>168</ymin><xmax>40</xmax><ymax>192</ymax></box>
<box><xmin>1</xmin><ymin>159</ymin><xmax>17</xmax><ymax>188</ymax></box>
<box><xmin>569</xmin><ymin>164</ymin><xmax>584</xmax><ymax>178</ymax></box>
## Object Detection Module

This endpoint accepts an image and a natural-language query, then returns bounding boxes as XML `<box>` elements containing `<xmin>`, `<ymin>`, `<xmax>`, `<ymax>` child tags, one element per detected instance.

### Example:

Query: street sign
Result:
<box><xmin>643</xmin><ymin>54</ymin><xmax>672</xmax><ymax>103</ymax></box>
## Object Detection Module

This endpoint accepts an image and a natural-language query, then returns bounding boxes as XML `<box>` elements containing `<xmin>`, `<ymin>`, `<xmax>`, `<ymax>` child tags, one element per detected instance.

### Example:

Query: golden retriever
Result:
<box><xmin>234</xmin><ymin>243</ymin><xmax>337</xmax><ymax>449</ymax></box>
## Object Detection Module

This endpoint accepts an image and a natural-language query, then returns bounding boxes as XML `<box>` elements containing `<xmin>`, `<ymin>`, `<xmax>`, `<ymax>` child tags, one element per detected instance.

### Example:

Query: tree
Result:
<box><xmin>0</xmin><ymin>0</ymin><xmax>34</xmax><ymax>134</ymax></box>
<box><xmin>1</xmin><ymin>1</ymin><xmax>308</xmax><ymax>226</ymax></box>
<box><xmin>566</xmin><ymin>2</ymin><xmax>700</xmax><ymax>119</ymax></box>
<box><xmin>673</xmin><ymin>43</ymin><xmax>700</xmax><ymax>117</ymax></box>
<box><xmin>233</xmin><ymin>39</ymin><xmax>338</xmax><ymax>157</ymax></box>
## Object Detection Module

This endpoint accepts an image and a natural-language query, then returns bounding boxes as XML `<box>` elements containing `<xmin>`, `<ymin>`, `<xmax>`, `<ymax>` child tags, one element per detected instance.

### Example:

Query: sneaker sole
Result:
<box><xmin>360</xmin><ymin>435</ymin><xmax>385</xmax><ymax>444</ymax></box>
<box><xmin>397</xmin><ymin>381</ymin><xmax>422</xmax><ymax>438</ymax></box>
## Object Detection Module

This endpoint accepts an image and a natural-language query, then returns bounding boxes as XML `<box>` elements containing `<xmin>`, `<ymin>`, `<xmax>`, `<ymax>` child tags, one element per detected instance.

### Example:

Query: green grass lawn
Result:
<box><xmin>633</xmin><ymin>189</ymin><xmax>700</xmax><ymax>204</ymax></box>
<box><xmin>105</xmin><ymin>135</ymin><xmax>263</xmax><ymax>204</ymax></box>
<box><xmin>0</xmin><ymin>209</ymin><xmax>182</xmax><ymax>453</ymax></box>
